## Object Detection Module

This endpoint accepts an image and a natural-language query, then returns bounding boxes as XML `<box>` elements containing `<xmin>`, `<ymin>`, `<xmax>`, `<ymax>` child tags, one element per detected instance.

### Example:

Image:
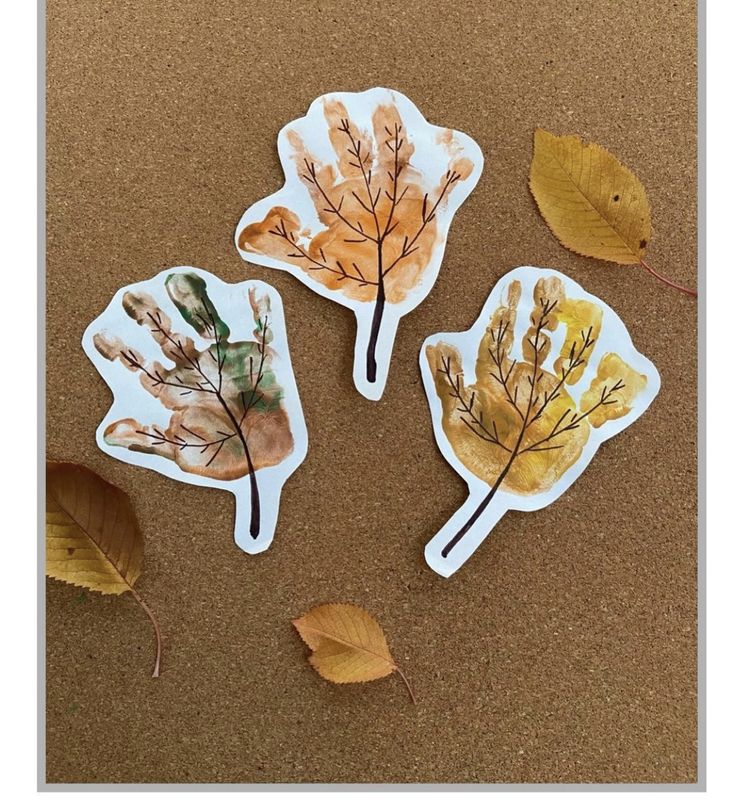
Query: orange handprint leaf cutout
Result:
<box><xmin>236</xmin><ymin>87</ymin><xmax>483</xmax><ymax>400</ymax></box>
<box><xmin>82</xmin><ymin>268</ymin><xmax>308</xmax><ymax>553</ymax></box>
<box><xmin>421</xmin><ymin>267</ymin><xmax>660</xmax><ymax>577</ymax></box>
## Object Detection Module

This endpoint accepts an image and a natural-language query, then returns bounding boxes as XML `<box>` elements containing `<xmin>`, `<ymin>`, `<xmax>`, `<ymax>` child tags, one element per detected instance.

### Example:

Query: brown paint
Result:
<box><xmin>96</xmin><ymin>289</ymin><xmax>295</xmax><ymax>487</ymax></box>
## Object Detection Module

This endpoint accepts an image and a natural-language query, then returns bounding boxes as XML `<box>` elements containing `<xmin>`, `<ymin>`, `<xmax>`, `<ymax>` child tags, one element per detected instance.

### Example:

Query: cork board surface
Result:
<box><xmin>45</xmin><ymin>0</ymin><xmax>698</xmax><ymax>785</ymax></box>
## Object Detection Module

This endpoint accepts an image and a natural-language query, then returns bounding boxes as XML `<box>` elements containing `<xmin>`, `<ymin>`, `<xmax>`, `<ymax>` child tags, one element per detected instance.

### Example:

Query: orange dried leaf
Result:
<box><xmin>45</xmin><ymin>462</ymin><xmax>162</xmax><ymax>677</ymax></box>
<box><xmin>292</xmin><ymin>603</ymin><xmax>415</xmax><ymax>703</ymax></box>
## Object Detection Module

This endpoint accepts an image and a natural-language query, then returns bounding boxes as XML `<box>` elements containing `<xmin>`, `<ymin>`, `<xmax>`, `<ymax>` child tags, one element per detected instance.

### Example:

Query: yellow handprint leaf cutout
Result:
<box><xmin>236</xmin><ymin>87</ymin><xmax>483</xmax><ymax>400</ymax></box>
<box><xmin>82</xmin><ymin>268</ymin><xmax>308</xmax><ymax>554</ymax></box>
<box><xmin>421</xmin><ymin>267</ymin><xmax>660</xmax><ymax>577</ymax></box>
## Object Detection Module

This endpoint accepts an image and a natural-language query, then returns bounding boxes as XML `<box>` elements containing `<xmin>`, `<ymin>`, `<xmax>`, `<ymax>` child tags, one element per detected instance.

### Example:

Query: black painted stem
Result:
<box><xmin>219</xmin><ymin>398</ymin><xmax>261</xmax><ymax>539</ymax></box>
<box><xmin>242</xmin><ymin>439</ymin><xmax>261</xmax><ymax>539</ymax></box>
<box><xmin>441</xmin><ymin>451</ymin><xmax>516</xmax><ymax>559</ymax></box>
<box><xmin>366</xmin><ymin>282</ymin><xmax>386</xmax><ymax>384</ymax></box>
<box><xmin>366</xmin><ymin>241</ymin><xmax>386</xmax><ymax>385</ymax></box>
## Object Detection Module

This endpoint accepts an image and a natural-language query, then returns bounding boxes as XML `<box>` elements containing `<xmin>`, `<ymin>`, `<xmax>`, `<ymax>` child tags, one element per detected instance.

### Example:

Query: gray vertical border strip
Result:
<box><xmin>696</xmin><ymin>0</ymin><xmax>706</xmax><ymax>790</ymax></box>
<box><xmin>37</xmin><ymin>0</ymin><xmax>705</xmax><ymax>791</ymax></box>
<box><xmin>38</xmin><ymin>0</ymin><xmax>47</xmax><ymax>792</ymax></box>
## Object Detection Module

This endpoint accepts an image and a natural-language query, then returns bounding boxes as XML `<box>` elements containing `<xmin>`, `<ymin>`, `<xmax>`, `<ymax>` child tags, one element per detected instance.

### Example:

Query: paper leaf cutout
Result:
<box><xmin>82</xmin><ymin>267</ymin><xmax>308</xmax><ymax>554</ymax></box>
<box><xmin>236</xmin><ymin>87</ymin><xmax>483</xmax><ymax>400</ymax></box>
<box><xmin>45</xmin><ymin>461</ymin><xmax>162</xmax><ymax>677</ymax></box>
<box><xmin>292</xmin><ymin>603</ymin><xmax>415</xmax><ymax>703</ymax></box>
<box><xmin>529</xmin><ymin>129</ymin><xmax>695</xmax><ymax>296</ymax></box>
<box><xmin>421</xmin><ymin>266</ymin><xmax>660</xmax><ymax>577</ymax></box>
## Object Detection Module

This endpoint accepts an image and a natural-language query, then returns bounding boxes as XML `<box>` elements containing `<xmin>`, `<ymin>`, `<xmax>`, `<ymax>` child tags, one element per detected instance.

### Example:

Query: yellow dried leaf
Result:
<box><xmin>46</xmin><ymin>462</ymin><xmax>143</xmax><ymax>594</ymax></box>
<box><xmin>292</xmin><ymin>603</ymin><xmax>415</xmax><ymax>703</ymax></box>
<box><xmin>45</xmin><ymin>462</ymin><xmax>162</xmax><ymax>677</ymax></box>
<box><xmin>530</xmin><ymin>128</ymin><xmax>651</xmax><ymax>265</ymax></box>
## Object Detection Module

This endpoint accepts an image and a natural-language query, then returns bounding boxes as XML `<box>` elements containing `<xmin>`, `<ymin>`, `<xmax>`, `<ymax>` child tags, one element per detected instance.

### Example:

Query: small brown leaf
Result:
<box><xmin>45</xmin><ymin>462</ymin><xmax>162</xmax><ymax>677</ymax></box>
<box><xmin>292</xmin><ymin>603</ymin><xmax>415</xmax><ymax>703</ymax></box>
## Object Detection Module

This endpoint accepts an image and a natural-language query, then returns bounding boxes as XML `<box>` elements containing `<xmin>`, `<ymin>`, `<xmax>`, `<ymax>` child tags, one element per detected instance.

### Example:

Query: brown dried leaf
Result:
<box><xmin>45</xmin><ymin>462</ymin><xmax>162</xmax><ymax>677</ymax></box>
<box><xmin>292</xmin><ymin>603</ymin><xmax>415</xmax><ymax>703</ymax></box>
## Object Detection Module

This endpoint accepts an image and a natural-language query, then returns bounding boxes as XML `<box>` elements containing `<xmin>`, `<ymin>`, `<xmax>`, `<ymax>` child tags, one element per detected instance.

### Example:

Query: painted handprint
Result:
<box><xmin>421</xmin><ymin>267</ymin><xmax>660</xmax><ymax>577</ymax></box>
<box><xmin>82</xmin><ymin>268</ymin><xmax>307</xmax><ymax>553</ymax></box>
<box><xmin>236</xmin><ymin>87</ymin><xmax>483</xmax><ymax>400</ymax></box>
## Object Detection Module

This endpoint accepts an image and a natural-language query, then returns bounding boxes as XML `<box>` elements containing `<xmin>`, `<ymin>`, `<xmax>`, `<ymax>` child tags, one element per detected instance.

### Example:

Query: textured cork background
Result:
<box><xmin>45</xmin><ymin>0</ymin><xmax>698</xmax><ymax>785</ymax></box>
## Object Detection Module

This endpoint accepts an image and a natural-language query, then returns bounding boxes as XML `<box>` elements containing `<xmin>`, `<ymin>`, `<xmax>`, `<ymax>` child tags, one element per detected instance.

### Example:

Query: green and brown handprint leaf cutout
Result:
<box><xmin>82</xmin><ymin>268</ymin><xmax>308</xmax><ymax>553</ymax></box>
<box><xmin>421</xmin><ymin>267</ymin><xmax>660</xmax><ymax>577</ymax></box>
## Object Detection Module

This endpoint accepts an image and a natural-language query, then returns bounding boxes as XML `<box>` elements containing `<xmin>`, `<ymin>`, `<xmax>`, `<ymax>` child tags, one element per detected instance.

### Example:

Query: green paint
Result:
<box><xmin>224</xmin><ymin>341</ymin><xmax>283</xmax><ymax>412</ymax></box>
<box><xmin>166</xmin><ymin>273</ymin><xmax>231</xmax><ymax>341</ymax></box>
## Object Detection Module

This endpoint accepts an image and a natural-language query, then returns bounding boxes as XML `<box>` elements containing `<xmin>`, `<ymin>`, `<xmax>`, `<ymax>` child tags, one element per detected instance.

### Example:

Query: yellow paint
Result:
<box><xmin>581</xmin><ymin>352</ymin><xmax>648</xmax><ymax>427</ymax></box>
<box><xmin>553</xmin><ymin>297</ymin><xmax>603</xmax><ymax>384</ymax></box>
<box><xmin>427</xmin><ymin>276</ymin><xmax>648</xmax><ymax>496</ymax></box>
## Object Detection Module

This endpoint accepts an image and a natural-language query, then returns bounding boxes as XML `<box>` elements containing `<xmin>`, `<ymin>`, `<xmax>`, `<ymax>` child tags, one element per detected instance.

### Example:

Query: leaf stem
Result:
<box><xmin>394</xmin><ymin>665</ymin><xmax>416</xmax><ymax>705</ymax></box>
<box><xmin>220</xmin><ymin>398</ymin><xmax>261</xmax><ymax>538</ymax></box>
<box><xmin>366</xmin><ymin>249</ymin><xmax>385</xmax><ymax>383</ymax></box>
<box><xmin>127</xmin><ymin>584</ymin><xmax>162</xmax><ymax>678</ymax></box>
<box><xmin>440</xmin><ymin>458</ymin><xmax>513</xmax><ymax>558</ymax></box>
<box><xmin>639</xmin><ymin>258</ymin><xmax>696</xmax><ymax>297</ymax></box>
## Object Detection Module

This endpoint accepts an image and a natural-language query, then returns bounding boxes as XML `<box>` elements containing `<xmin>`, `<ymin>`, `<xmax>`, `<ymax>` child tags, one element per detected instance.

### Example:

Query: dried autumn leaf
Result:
<box><xmin>45</xmin><ymin>462</ymin><xmax>162</xmax><ymax>677</ymax></box>
<box><xmin>236</xmin><ymin>87</ymin><xmax>483</xmax><ymax>400</ymax></box>
<box><xmin>529</xmin><ymin>128</ymin><xmax>695</xmax><ymax>296</ymax></box>
<box><xmin>292</xmin><ymin>603</ymin><xmax>415</xmax><ymax>703</ymax></box>
<box><xmin>422</xmin><ymin>267</ymin><xmax>661</xmax><ymax>576</ymax></box>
